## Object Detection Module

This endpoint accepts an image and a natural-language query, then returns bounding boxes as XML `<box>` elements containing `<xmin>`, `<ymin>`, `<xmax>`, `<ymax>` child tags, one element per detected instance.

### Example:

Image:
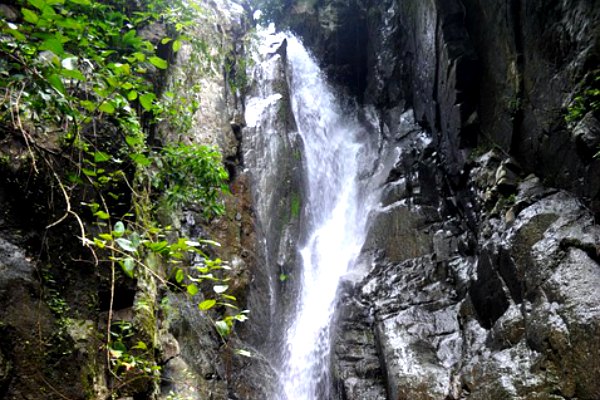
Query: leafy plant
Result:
<box><xmin>565</xmin><ymin>70</ymin><xmax>600</xmax><ymax>124</ymax></box>
<box><xmin>0</xmin><ymin>0</ymin><xmax>248</xmax><ymax>393</ymax></box>
<box><xmin>153</xmin><ymin>143</ymin><xmax>229</xmax><ymax>215</ymax></box>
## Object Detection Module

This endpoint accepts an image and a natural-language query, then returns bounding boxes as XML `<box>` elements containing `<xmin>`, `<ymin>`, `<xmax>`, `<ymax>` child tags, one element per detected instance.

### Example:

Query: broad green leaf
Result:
<box><xmin>146</xmin><ymin>241</ymin><xmax>168</xmax><ymax>253</ymax></box>
<box><xmin>198</xmin><ymin>299</ymin><xmax>216</xmax><ymax>311</ymax></box>
<box><xmin>40</xmin><ymin>37</ymin><xmax>64</xmax><ymax>56</ymax></box>
<box><xmin>127</xmin><ymin>90</ymin><xmax>138</xmax><ymax>101</ymax></box>
<box><xmin>130</xmin><ymin>232</ymin><xmax>141</xmax><ymax>249</ymax></box>
<box><xmin>29</xmin><ymin>0</ymin><xmax>46</xmax><ymax>11</ymax></box>
<box><xmin>215</xmin><ymin>320</ymin><xmax>230</xmax><ymax>336</ymax></box>
<box><xmin>149</xmin><ymin>56</ymin><xmax>168</xmax><ymax>70</ymax></box>
<box><xmin>68</xmin><ymin>0</ymin><xmax>91</xmax><ymax>5</ymax></box>
<box><xmin>80</xmin><ymin>100</ymin><xmax>95</xmax><ymax>111</ymax></box>
<box><xmin>161</xmin><ymin>37</ymin><xmax>172</xmax><ymax>44</ymax></box>
<box><xmin>116</xmin><ymin>238</ymin><xmax>137</xmax><ymax>252</ymax></box>
<box><xmin>125</xmin><ymin>135</ymin><xmax>143</xmax><ymax>147</ymax></box>
<box><xmin>234</xmin><ymin>313</ymin><xmax>249</xmax><ymax>322</ymax></box>
<box><xmin>47</xmin><ymin>74</ymin><xmax>65</xmax><ymax>94</ymax></box>
<box><xmin>94</xmin><ymin>210</ymin><xmax>110</xmax><ymax>220</ymax></box>
<box><xmin>173</xmin><ymin>40</ymin><xmax>182</xmax><ymax>52</ymax></box>
<box><xmin>99</xmin><ymin>101</ymin><xmax>115</xmax><ymax>114</ymax></box>
<box><xmin>121</xmin><ymin>257</ymin><xmax>135</xmax><ymax>278</ymax></box>
<box><xmin>21</xmin><ymin>8</ymin><xmax>39</xmax><ymax>24</ymax></box>
<box><xmin>98</xmin><ymin>233</ymin><xmax>113</xmax><ymax>241</ymax></box>
<box><xmin>56</xmin><ymin>17</ymin><xmax>82</xmax><ymax>30</ymax></box>
<box><xmin>60</xmin><ymin>68</ymin><xmax>85</xmax><ymax>81</ymax></box>
<box><xmin>93</xmin><ymin>151</ymin><xmax>110</xmax><ymax>162</ymax></box>
<box><xmin>186</xmin><ymin>284</ymin><xmax>198</xmax><ymax>296</ymax></box>
<box><xmin>175</xmin><ymin>269</ymin><xmax>184</xmax><ymax>283</ymax></box>
<box><xmin>213</xmin><ymin>285</ymin><xmax>229</xmax><ymax>294</ymax></box>
<box><xmin>139</xmin><ymin>93</ymin><xmax>155</xmax><ymax>111</ymax></box>
<box><xmin>7</xmin><ymin>28</ymin><xmax>26</xmax><ymax>42</ymax></box>
<box><xmin>129</xmin><ymin>153</ymin><xmax>151</xmax><ymax>166</ymax></box>
<box><xmin>112</xmin><ymin>221</ymin><xmax>125</xmax><ymax>237</ymax></box>
<box><xmin>132</xmin><ymin>341</ymin><xmax>147</xmax><ymax>350</ymax></box>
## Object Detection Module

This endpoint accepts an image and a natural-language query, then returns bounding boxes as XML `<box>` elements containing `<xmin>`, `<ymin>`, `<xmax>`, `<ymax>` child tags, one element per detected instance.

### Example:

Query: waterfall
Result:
<box><xmin>280</xmin><ymin>36</ymin><xmax>380</xmax><ymax>399</ymax></box>
<box><xmin>244</xmin><ymin>27</ymin><xmax>384</xmax><ymax>400</ymax></box>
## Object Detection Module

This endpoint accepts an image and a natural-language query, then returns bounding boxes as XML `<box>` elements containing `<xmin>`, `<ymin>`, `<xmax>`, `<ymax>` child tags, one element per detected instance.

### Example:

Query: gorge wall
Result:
<box><xmin>1</xmin><ymin>0</ymin><xmax>600</xmax><ymax>399</ymax></box>
<box><xmin>267</xmin><ymin>0</ymin><xmax>600</xmax><ymax>399</ymax></box>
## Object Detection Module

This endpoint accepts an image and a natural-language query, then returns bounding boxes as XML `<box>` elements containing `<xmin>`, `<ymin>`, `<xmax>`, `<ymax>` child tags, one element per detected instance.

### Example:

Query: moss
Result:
<box><xmin>290</xmin><ymin>192</ymin><xmax>301</xmax><ymax>219</ymax></box>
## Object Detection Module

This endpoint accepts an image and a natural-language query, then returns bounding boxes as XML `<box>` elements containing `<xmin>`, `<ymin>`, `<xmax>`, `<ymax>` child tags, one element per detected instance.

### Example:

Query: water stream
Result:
<box><xmin>279</xmin><ymin>36</ymin><xmax>381</xmax><ymax>400</ymax></box>
<box><xmin>245</xmin><ymin>28</ymin><xmax>384</xmax><ymax>400</ymax></box>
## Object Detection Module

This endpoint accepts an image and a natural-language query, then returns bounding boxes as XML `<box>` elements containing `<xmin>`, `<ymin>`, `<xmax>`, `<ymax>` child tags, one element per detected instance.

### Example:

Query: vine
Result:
<box><xmin>0</xmin><ymin>0</ymin><xmax>248</xmax><ymax>394</ymax></box>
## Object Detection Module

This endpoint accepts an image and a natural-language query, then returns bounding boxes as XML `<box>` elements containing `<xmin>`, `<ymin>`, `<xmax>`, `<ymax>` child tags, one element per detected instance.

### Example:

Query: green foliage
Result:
<box><xmin>565</xmin><ymin>70</ymin><xmax>600</xmax><ymax>124</ymax></box>
<box><xmin>290</xmin><ymin>192</ymin><xmax>301</xmax><ymax>218</ymax></box>
<box><xmin>108</xmin><ymin>321</ymin><xmax>160</xmax><ymax>378</ymax></box>
<box><xmin>153</xmin><ymin>143</ymin><xmax>229</xmax><ymax>216</ymax></box>
<box><xmin>0</xmin><ymin>0</ymin><xmax>248</xmax><ymax>390</ymax></box>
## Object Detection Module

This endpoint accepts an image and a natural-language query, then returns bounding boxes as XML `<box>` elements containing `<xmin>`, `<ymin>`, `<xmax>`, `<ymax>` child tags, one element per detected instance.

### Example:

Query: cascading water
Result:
<box><xmin>244</xmin><ymin>26</ymin><xmax>386</xmax><ymax>399</ymax></box>
<box><xmin>279</xmin><ymin>36</ymin><xmax>382</xmax><ymax>399</ymax></box>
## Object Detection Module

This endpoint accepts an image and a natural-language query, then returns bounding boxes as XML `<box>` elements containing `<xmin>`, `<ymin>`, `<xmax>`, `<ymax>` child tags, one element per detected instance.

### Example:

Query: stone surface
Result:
<box><xmin>333</xmin><ymin>141</ymin><xmax>600</xmax><ymax>399</ymax></box>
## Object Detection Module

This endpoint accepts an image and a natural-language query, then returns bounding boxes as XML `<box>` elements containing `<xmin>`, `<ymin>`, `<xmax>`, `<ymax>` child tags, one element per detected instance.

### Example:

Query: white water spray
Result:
<box><xmin>279</xmin><ymin>35</ymin><xmax>381</xmax><ymax>400</ymax></box>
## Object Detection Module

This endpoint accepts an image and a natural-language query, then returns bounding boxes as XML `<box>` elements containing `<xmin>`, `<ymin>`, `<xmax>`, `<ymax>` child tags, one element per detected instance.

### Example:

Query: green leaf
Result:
<box><xmin>40</xmin><ymin>37</ymin><xmax>64</xmax><ymax>56</ymax></box>
<box><xmin>213</xmin><ymin>285</ymin><xmax>229</xmax><ymax>294</ymax></box>
<box><xmin>93</xmin><ymin>151</ymin><xmax>111</xmax><ymax>162</ymax></box>
<box><xmin>125</xmin><ymin>135</ymin><xmax>143</xmax><ymax>147</ymax></box>
<box><xmin>95</xmin><ymin>210</ymin><xmax>110</xmax><ymax>220</ymax></box>
<box><xmin>161</xmin><ymin>37</ymin><xmax>172</xmax><ymax>45</ymax></box>
<box><xmin>186</xmin><ymin>284</ymin><xmax>198</xmax><ymax>296</ymax></box>
<box><xmin>139</xmin><ymin>93</ymin><xmax>155</xmax><ymax>111</ymax></box>
<box><xmin>173</xmin><ymin>40</ymin><xmax>182</xmax><ymax>52</ymax></box>
<box><xmin>175</xmin><ymin>269</ymin><xmax>184</xmax><ymax>283</ymax></box>
<box><xmin>149</xmin><ymin>56</ymin><xmax>168</xmax><ymax>70</ymax></box>
<box><xmin>116</xmin><ymin>238</ymin><xmax>137</xmax><ymax>252</ymax></box>
<box><xmin>130</xmin><ymin>153</ymin><xmax>151</xmax><ymax>167</ymax></box>
<box><xmin>7</xmin><ymin>28</ymin><xmax>26</xmax><ymax>42</ymax></box>
<box><xmin>198</xmin><ymin>299</ymin><xmax>216</xmax><ymax>311</ymax></box>
<box><xmin>146</xmin><ymin>241</ymin><xmax>168</xmax><ymax>253</ymax></box>
<box><xmin>47</xmin><ymin>74</ymin><xmax>65</xmax><ymax>94</ymax></box>
<box><xmin>121</xmin><ymin>257</ymin><xmax>135</xmax><ymax>278</ymax></box>
<box><xmin>29</xmin><ymin>0</ymin><xmax>46</xmax><ymax>11</ymax></box>
<box><xmin>127</xmin><ymin>90</ymin><xmax>138</xmax><ymax>101</ymax></box>
<box><xmin>215</xmin><ymin>320</ymin><xmax>230</xmax><ymax>336</ymax></box>
<box><xmin>68</xmin><ymin>0</ymin><xmax>91</xmax><ymax>5</ymax></box>
<box><xmin>21</xmin><ymin>8</ymin><xmax>39</xmax><ymax>24</ymax></box>
<box><xmin>99</xmin><ymin>101</ymin><xmax>115</xmax><ymax>114</ymax></box>
<box><xmin>112</xmin><ymin>221</ymin><xmax>125</xmax><ymax>238</ymax></box>
<box><xmin>60</xmin><ymin>68</ymin><xmax>85</xmax><ymax>81</ymax></box>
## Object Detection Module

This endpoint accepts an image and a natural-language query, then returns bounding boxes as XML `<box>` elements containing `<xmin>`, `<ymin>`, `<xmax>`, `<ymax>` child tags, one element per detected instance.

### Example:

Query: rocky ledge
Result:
<box><xmin>333</xmin><ymin>111</ymin><xmax>600</xmax><ymax>400</ymax></box>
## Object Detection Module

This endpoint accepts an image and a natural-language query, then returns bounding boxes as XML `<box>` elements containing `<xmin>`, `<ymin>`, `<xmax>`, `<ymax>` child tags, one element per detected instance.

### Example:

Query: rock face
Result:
<box><xmin>241</xmin><ymin>29</ymin><xmax>306</xmax><ymax>374</ymax></box>
<box><xmin>333</xmin><ymin>123</ymin><xmax>600</xmax><ymax>399</ymax></box>
<box><xmin>268</xmin><ymin>0</ymin><xmax>600</xmax><ymax>399</ymax></box>
<box><xmin>282</xmin><ymin>0</ymin><xmax>599</xmax><ymax>211</ymax></box>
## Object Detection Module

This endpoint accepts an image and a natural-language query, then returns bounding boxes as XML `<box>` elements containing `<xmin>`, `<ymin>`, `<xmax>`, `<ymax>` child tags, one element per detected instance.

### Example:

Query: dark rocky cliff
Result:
<box><xmin>265</xmin><ymin>0</ymin><xmax>600</xmax><ymax>399</ymax></box>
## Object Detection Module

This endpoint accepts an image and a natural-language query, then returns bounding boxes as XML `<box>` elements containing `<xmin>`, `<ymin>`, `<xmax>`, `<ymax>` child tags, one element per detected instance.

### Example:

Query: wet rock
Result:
<box><xmin>573</xmin><ymin>112</ymin><xmax>600</xmax><ymax>158</ymax></box>
<box><xmin>333</xmin><ymin>137</ymin><xmax>600</xmax><ymax>399</ymax></box>
<box><xmin>0</xmin><ymin>347</ymin><xmax>9</xmax><ymax>392</ymax></box>
<box><xmin>0</xmin><ymin>5</ymin><xmax>18</xmax><ymax>21</ymax></box>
